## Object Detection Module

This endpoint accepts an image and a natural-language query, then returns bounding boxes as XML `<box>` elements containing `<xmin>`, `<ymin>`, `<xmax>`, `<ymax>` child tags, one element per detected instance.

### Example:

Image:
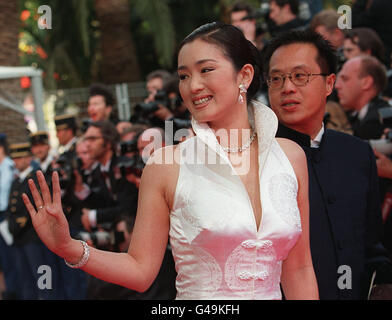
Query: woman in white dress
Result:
<box><xmin>23</xmin><ymin>22</ymin><xmax>318</xmax><ymax>299</ymax></box>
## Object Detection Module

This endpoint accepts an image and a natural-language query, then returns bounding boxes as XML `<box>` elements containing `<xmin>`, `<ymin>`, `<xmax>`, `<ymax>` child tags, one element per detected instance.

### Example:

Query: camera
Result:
<box><xmin>120</xmin><ymin>138</ymin><xmax>138</xmax><ymax>156</ymax></box>
<box><xmin>116</xmin><ymin>155</ymin><xmax>145</xmax><ymax>178</ymax></box>
<box><xmin>75</xmin><ymin>223</ymin><xmax>125</xmax><ymax>250</ymax></box>
<box><xmin>53</xmin><ymin>153</ymin><xmax>83</xmax><ymax>190</ymax></box>
<box><xmin>81</xmin><ymin>117</ymin><xmax>92</xmax><ymax>133</ymax></box>
<box><xmin>134</xmin><ymin>90</ymin><xmax>170</xmax><ymax>118</ymax></box>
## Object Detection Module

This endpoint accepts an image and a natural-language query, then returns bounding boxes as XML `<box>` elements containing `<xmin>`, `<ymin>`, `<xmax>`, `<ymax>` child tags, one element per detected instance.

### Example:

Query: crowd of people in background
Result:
<box><xmin>0</xmin><ymin>0</ymin><xmax>392</xmax><ymax>300</ymax></box>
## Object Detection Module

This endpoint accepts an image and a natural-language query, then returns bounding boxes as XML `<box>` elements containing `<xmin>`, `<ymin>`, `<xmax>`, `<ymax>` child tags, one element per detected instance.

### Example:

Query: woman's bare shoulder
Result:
<box><xmin>276</xmin><ymin>137</ymin><xmax>306</xmax><ymax>163</ymax></box>
<box><xmin>275</xmin><ymin>137</ymin><xmax>307</xmax><ymax>178</ymax></box>
<box><xmin>142</xmin><ymin>144</ymin><xmax>182</xmax><ymax>209</ymax></box>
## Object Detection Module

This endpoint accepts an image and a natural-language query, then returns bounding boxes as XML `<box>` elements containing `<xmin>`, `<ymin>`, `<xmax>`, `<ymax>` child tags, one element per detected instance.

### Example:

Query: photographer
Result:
<box><xmin>74</xmin><ymin>120</ymin><xmax>138</xmax><ymax>249</ymax></box>
<box><xmin>131</xmin><ymin>73</ymin><xmax>191</xmax><ymax>133</ymax></box>
<box><xmin>76</xmin><ymin>137</ymin><xmax>98</xmax><ymax>186</ymax></box>
<box><xmin>119</xmin><ymin>124</ymin><xmax>148</xmax><ymax>188</ymax></box>
<box><xmin>124</xmin><ymin>126</ymin><xmax>177</xmax><ymax>300</ymax></box>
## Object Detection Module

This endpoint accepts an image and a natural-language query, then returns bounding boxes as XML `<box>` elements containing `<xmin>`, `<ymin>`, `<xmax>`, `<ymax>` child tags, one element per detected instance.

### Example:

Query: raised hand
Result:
<box><xmin>22</xmin><ymin>170</ymin><xmax>73</xmax><ymax>258</ymax></box>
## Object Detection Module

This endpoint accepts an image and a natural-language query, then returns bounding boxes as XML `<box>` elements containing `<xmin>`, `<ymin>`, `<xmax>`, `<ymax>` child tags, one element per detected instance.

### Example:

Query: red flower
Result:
<box><xmin>20</xmin><ymin>10</ymin><xmax>30</xmax><ymax>21</ymax></box>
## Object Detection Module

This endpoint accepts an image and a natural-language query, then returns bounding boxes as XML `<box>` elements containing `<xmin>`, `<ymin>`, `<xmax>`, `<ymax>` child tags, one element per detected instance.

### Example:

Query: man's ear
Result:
<box><xmin>361</xmin><ymin>75</ymin><xmax>374</xmax><ymax>91</ymax></box>
<box><xmin>326</xmin><ymin>73</ymin><xmax>336</xmax><ymax>97</ymax></box>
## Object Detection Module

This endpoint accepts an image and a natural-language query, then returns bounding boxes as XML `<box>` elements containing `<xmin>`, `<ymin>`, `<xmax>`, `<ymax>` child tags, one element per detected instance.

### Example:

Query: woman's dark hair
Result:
<box><xmin>262</xmin><ymin>29</ymin><xmax>338</xmax><ymax>78</ymax></box>
<box><xmin>179</xmin><ymin>22</ymin><xmax>263</xmax><ymax>103</ymax></box>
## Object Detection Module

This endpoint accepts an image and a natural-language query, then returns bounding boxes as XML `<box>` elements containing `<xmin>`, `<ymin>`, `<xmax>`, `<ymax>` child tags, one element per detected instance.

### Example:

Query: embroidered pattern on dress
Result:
<box><xmin>224</xmin><ymin>239</ymin><xmax>277</xmax><ymax>292</ymax></box>
<box><xmin>268</xmin><ymin>173</ymin><xmax>302</xmax><ymax>231</ymax></box>
<box><xmin>191</xmin><ymin>246</ymin><xmax>223</xmax><ymax>295</ymax></box>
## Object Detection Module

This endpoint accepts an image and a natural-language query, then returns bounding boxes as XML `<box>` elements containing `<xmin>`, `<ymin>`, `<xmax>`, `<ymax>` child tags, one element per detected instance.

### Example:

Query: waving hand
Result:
<box><xmin>22</xmin><ymin>170</ymin><xmax>73</xmax><ymax>257</ymax></box>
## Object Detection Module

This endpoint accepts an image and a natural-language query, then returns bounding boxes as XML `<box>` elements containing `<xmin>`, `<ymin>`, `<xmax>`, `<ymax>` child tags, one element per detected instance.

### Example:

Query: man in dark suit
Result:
<box><xmin>74</xmin><ymin>120</ymin><xmax>138</xmax><ymax>239</ymax></box>
<box><xmin>262</xmin><ymin>29</ymin><xmax>392</xmax><ymax>299</ymax></box>
<box><xmin>335</xmin><ymin>55</ymin><xmax>389</xmax><ymax>140</ymax></box>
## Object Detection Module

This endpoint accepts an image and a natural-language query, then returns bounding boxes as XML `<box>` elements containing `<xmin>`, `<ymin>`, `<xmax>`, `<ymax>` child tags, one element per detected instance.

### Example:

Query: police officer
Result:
<box><xmin>6</xmin><ymin>142</ymin><xmax>64</xmax><ymax>299</ymax></box>
<box><xmin>0</xmin><ymin>134</ymin><xmax>18</xmax><ymax>299</ymax></box>
<box><xmin>54</xmin><ymin>114</ymin><xmax>78</xmax><ymax>156</ymax></box>
<box><xmin>30</xmin><ymin>131</ymin><xmax>54</xmax><ymax>178</ymax></box>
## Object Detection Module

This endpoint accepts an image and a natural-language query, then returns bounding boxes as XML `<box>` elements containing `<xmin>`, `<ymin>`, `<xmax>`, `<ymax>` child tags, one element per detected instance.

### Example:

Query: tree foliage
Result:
<box><xmin>19</xmin><ymin>0</ymin><xmax>349</xmax><ymax>89</ymax></box>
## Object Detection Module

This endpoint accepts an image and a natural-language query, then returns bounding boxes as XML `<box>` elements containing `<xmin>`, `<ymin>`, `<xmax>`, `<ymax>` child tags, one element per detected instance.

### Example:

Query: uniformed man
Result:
<box><xmin>54</xmin><ymin>114</ymin><xmax>78</xmax><ymax>155</ymax></box>
<box><xmin>30</xmin><ymin>131</ymin><xmax>54</xmax><ymax>178</ymax></box>
<box><xmin>0</xmin><ymin>134</ymin><xmax>19</xmax><ymax>299</ymax></box>
<box><xmin>6</xmin><ymin>142</ymin><xmax>64</xmax><ymax>299</ymax></box>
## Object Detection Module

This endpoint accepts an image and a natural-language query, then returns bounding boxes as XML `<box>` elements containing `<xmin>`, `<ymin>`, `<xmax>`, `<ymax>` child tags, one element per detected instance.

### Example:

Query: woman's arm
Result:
<box><xmin>23</xmin><ymin>146</ymin><xmax>178</xmax><ymax>293</ymax></box>
<box><xmin>277</xmin><ymin>138</ymin><xmax>319</xmax><ymax>300</ymax></box>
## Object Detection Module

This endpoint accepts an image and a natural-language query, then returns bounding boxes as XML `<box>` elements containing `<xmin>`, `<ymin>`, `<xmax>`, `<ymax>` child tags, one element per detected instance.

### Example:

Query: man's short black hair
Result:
<box><xmin>90</xmin><ymin>120</ymin><xmax>119</xmax><ymax>153</ymax></box>
<box><xmin>270</xmin><ymin>0</ymin><xmax>299</xmax><ymax>15</ymax></box>
<box><xmin>231</xmin><ymin>1</ymin><xmax>254</xmax><ymax>17</ymax></box>
<box><xmin>89</xmin><ymin>83</ymin><xmax>115</xmax><ymax>107</ymax></box>
<box><xmin>262</xmin><ymin>29</ymin><xmax>338</xmax><ymax>77</ymax></box>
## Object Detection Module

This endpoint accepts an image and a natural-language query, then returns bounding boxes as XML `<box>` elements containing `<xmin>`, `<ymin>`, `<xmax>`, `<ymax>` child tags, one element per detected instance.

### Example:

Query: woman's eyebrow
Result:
<box><xmin>178</xmin><ymin>59</ymin><xmax>218</xmax><ymax>71</ymax></box>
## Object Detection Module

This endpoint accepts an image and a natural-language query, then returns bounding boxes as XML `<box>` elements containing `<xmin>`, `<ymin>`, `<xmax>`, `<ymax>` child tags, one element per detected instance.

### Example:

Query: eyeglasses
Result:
<box><xmin>83</xmin><ymin>135</ymin><xmax>103</xmax><ymax>142</ymax></box>
<box><xmin>266</xmin><ymin>70</ymin><xmax>328</xmax><ymax>89</ymax></box>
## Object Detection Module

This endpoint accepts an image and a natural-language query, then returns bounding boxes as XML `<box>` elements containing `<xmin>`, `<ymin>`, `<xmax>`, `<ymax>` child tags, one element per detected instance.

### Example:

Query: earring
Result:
<box><xmin>238</xmin><ymin>84</ymin><xmax>247</xmax><ymax>103</ymax></box>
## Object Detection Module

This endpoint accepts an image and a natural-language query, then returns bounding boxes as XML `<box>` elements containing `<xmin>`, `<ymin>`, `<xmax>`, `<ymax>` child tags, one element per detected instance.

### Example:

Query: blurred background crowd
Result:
<box><xmin>0</xmin><ymin>0</ymin><xmax>392</xmax><ymax>300</ymax></box>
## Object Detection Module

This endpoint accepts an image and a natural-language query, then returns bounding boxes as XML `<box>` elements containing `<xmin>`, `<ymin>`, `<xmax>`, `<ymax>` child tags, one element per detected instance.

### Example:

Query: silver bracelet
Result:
<box><xmin>64</xmin><ymin>240</ymin><xmax>90</xmax><ymax>269</ymax></box>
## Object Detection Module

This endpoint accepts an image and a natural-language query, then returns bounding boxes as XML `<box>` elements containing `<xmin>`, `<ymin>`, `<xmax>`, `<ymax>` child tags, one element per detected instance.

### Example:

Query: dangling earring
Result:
<box><xmin>238</xmin><ymin>84</ymin><xmax>247</xmax><ymax>103</ymax></box>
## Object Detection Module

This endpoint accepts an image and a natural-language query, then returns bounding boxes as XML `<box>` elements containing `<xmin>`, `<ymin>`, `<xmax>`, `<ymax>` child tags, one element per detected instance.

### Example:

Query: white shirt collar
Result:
<box><xmin>310</xmin><ymin>124</ymin><xmax>324</xmax><ymax>148</ymax></box>
<box><xmin>358</xmin><ymin>103</ymin><xmax>369</xmax><ymax>121</ymax></box>
<box><xmin>100</xmin><ymin>159</ymin><xmax>111</xmax><ymax>173</ymax></box>
<box><xmin>38</xmin><ymin>153</ymin><xmax>54</xmax><ymax>172</ymax></box>
<box><xmin>60</xmin><ymin>136</ymin><xmax>77</xmax><ymax>154</ymax></box>
<box><xmin>18</xmin><ymin>165</ymin><xmax>34</xmax><ymax>181</ymax></box>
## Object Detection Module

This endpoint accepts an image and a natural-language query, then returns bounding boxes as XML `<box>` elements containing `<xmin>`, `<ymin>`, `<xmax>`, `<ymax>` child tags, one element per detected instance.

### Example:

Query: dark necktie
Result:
<box><xmin>101</xmin><ymin>171</ymin><xmax>111</xmax><ymax>193</ymax></box>
<box><xmin>348</xmin><ymin>112</ymin><xmax>360</xmax><ymax>133</ymax></box>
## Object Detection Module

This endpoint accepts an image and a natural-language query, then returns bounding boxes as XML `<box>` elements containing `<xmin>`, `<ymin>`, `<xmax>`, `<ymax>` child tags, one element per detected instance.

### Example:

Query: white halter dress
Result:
<box><xmin>169</xmin><ymin>101</ymin><xmax>302</xmax><ymax>299</ymax></box>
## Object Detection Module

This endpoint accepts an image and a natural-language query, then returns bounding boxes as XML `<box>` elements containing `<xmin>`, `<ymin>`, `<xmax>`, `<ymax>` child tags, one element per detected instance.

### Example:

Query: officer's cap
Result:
<box><xmin>9</xmin><ymin>142</ymin><xmax>31</xmax><ymax>159</ymax></box>
<box><xmin>54</xmin><ymin>114</ymin><xmax>77</xmax><ymax>130</ymax></box>
<box><xmin>29</xmin><ymin>131</ymin><xmax>49</xmax><ymax>145</ymax></box>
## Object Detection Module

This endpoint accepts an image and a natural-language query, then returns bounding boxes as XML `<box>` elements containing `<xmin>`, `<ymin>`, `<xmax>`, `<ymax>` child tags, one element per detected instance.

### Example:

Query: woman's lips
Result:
<box><xmin>192</xmin><ymin>96</ymin><xmax>212</xmax><ymax>109</ymax></box>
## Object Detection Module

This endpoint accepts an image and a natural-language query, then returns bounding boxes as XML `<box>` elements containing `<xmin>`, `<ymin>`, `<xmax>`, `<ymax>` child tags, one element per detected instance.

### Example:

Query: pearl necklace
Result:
<box><xmin>221</xmin><ymin>129</ymin><xmax>257</xmax><ymax>153</ymax></box>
